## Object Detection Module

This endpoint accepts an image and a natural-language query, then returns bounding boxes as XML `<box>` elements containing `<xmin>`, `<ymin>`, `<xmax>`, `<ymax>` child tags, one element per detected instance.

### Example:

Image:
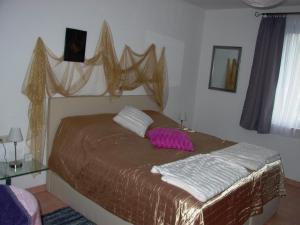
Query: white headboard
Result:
<box><xmin>47</xmin><ymin>95</ymin><xmax>160</xmax><ymax>160</ymax></box>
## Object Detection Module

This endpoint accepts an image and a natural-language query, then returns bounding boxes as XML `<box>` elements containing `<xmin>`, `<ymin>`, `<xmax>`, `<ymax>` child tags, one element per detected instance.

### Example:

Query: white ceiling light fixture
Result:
<box><xmin>242</xmin><ymin>0</ymin><xmax>284</xmax><ymax>8</ymax></box>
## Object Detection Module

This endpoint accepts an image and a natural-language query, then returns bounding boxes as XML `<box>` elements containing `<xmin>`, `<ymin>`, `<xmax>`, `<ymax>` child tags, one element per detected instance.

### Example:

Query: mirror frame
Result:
<box><xmin>208</xmin><ymin>45</ymin><xmax>242</xmax><ymax>93</ymax></box>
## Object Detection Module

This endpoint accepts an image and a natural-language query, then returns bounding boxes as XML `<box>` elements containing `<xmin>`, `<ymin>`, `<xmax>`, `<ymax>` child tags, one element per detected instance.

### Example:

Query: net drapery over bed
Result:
<box><xmin>22</xmin><ymin>21</ymin><xmax>168</xmax><ymax>162</ymax></box>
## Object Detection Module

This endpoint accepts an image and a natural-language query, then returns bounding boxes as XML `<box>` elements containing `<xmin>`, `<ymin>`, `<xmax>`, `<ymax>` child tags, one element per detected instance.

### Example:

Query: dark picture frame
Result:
<box><xmin>63</xmin><ymin>28</ymin><xmax>87</xmax><ymax>62</ymax></box>
<box><xmin>208</xmin><ymin>46</ymin><xmax>242</xmax><ymax>93</ymax></box>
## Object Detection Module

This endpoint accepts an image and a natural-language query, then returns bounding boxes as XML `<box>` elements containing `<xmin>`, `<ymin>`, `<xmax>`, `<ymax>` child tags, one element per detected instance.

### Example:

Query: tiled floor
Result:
<box><xmin>29</xmin><ymin>182</ymin><xmax>300</xmax><ymax>224</ymax></box>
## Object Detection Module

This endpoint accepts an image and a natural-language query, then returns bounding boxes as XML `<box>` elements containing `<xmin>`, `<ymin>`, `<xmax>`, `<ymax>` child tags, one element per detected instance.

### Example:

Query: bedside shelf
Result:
<box><xmin>0</xmin><ymin>160</ymin><xmax>48</xmax><ymax>185</ymax></box>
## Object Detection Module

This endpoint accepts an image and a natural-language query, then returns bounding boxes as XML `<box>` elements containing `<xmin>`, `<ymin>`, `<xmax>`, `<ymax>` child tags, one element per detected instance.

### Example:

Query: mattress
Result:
<box><xmin>48</xmin><ymin>111</ymin><xmax>285</xmax><ymax>225</ymax></box>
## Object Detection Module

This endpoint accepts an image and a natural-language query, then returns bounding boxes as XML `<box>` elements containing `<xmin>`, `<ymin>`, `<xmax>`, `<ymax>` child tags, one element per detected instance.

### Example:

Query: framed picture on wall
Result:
<box><xmin>63</xmin><ymin>28</ymin><xmax>87</xmax><ymax>62</ymax></box>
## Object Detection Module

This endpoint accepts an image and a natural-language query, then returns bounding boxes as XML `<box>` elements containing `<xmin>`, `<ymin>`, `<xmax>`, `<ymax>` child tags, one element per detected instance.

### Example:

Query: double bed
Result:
<box><xmin>46</xmin><ymin>95</ymin><xmax>285</xmax><ymax>225</ymax></box>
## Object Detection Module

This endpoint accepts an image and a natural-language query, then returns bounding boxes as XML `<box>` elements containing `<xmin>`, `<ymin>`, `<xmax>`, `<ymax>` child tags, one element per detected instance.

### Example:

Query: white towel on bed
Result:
<box><xmin>211</xmin><ymin>142</ymin><xmax>280</xmax><ymax>171</ymax></box>
<box><xmin>151</xmin><ymin>154</ymin><xmax>249</xmax><ymax>202</ymax></box>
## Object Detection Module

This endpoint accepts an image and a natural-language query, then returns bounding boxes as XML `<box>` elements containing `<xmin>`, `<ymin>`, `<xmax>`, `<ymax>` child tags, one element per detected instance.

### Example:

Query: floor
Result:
<box><xmin>28</xmin><ymin>185</ymin><xmax>67</xmax><ymax>215</ymax></box>
<box><xmin>265</xmin><ymin>181</ymin><xmax>300</xmax><ymax>225</ymax></box>
<box><xmin>29</xmin><ymin>182</ymin><xmax>300</xmax><ymax>224</ymax></box>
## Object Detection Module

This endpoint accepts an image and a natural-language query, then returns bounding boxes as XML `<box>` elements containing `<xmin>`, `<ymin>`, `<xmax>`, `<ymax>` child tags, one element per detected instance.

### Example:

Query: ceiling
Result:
<box><xmin>184</xmin><ymin>0</ymin><xmax>300</xmax><ymax>9</ymax></box>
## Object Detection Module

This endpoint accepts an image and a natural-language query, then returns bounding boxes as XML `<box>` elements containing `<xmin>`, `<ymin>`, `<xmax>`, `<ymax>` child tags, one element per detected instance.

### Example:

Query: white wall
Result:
<box><xmin>0</xmin><ymin>0</ymin><xmax>204</xmax><ymax>188</ymax></box>
<box><xmin>193</xmin><ymin>6</ymin><xmax>300</xmax><ymax>181</ymax></box>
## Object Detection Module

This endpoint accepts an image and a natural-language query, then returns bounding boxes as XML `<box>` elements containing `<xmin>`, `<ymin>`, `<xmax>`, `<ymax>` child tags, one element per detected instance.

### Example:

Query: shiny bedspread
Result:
<box><xmin>48</xmin><ymin>111</ymin><xmax>285</xmax><ymax>225</ymax></box>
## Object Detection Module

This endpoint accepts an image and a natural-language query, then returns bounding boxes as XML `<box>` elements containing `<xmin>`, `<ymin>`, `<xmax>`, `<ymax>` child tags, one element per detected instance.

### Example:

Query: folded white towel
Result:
<box><xmin>151</xmin><ymin>154</ymin><xmax>249</xmax><ymax>202</ymax></box>
<box><xmin>211</xmin><ymin>142</ymin><xmax>280</xmax><ymax>171</ymax></box>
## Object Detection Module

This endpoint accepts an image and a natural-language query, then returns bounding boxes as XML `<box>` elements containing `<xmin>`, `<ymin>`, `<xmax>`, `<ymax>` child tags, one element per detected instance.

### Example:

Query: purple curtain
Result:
<box><xmin>240</xmin><ymin>16</ymin><xmax>286</xmax><ymax>133</ymax></box>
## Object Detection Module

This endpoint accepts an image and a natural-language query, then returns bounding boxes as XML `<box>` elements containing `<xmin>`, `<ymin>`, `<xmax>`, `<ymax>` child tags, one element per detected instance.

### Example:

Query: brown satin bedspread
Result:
<box><xmin>48</xmin><ymin>111</ymin><xmax>285</xmax><ymax>225</ymax></box>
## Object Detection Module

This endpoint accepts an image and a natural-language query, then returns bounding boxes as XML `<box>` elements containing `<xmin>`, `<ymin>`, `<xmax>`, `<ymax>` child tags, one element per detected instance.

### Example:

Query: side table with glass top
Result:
<box><xmin>0</xmin><ymin>159</ymin><xmax>48</xmax><ymax>185</ymax></box>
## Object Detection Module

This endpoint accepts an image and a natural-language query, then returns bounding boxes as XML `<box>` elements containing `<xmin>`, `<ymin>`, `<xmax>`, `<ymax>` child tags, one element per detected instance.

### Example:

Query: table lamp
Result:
<box><xmin>8</xmin><ymin>127</ymin><xmax>23</xmax><ymax>168</ymax></box>
<box><xmin>179</xmin><ymin>112</ymin><xmax>187</xmax><ymax>130</ymax></box>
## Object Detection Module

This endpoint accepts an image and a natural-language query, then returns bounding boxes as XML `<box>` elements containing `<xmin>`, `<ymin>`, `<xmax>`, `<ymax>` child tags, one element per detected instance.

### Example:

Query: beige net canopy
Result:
<box><xmin>22</xmin><ymin>21</ymin><xmax>168</xmax><ymax>162</ymax></box>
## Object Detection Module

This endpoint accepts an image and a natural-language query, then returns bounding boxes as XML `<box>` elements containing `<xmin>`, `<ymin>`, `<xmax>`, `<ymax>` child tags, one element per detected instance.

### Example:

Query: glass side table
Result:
<box><xmin>0</xmin><ymin>160</ymin><xmax>48</xmax><ymax>185</ymax></box>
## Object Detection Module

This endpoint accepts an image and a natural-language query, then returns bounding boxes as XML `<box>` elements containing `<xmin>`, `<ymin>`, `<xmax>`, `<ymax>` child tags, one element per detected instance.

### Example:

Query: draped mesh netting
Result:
<box><xmin>22</xmin><ymin>21</ymin><xmax>168</xmax><ymax>162</ymax></box>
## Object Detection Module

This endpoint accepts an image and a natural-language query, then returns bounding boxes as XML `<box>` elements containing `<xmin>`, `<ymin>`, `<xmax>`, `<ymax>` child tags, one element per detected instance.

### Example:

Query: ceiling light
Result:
<box><xmin>242</xmin><ymin>0</ymin><xmax>284</xmax><ymax>8</ymax></box>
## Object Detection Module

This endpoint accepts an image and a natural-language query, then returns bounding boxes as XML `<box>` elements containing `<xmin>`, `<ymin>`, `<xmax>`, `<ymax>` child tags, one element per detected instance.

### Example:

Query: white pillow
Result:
<box><xmin>113</xmin><ymin>106</ymin><xmax>153</xmax><ymax>137</ymax></box>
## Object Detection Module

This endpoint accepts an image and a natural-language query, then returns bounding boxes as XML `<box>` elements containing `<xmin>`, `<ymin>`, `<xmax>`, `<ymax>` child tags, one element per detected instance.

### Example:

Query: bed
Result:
<box><xmin>0</xmin><ymin>185</ymin><xmax>42</xmax><ymax>225</ymax></box>
<box><xmin>46</xmin><ymin>95</ymin><xmax>285</xmax><ymax>225</ymax></box>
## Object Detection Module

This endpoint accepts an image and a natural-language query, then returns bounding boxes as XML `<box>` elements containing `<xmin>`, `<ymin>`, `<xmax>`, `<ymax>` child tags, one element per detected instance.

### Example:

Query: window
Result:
<box><xmin>271</xmin><ymin>16</ymin><xmax>300</xmax><ymax>137</ymax></box>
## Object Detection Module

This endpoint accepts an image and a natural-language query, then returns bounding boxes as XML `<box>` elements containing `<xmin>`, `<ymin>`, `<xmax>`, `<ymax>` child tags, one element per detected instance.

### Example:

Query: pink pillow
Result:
<box><xmin>146</xmin><ymin>127</ymin><xmax>194</xmax><ymax>151</ymax></box>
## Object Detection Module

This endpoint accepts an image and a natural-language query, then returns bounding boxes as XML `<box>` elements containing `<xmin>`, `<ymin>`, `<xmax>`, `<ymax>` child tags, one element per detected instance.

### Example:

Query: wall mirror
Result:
<box><xmin>208</xmin><ymin>46</ymin><xmax>242</xmax><ymax>93</ymax></box>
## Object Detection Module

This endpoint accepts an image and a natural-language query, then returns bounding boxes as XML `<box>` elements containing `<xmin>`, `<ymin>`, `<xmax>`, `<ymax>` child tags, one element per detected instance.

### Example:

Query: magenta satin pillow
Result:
<box><xmin>146</xmin><ymin>127</ymin><xmax>194</xmax><ymax>151</ymax></box>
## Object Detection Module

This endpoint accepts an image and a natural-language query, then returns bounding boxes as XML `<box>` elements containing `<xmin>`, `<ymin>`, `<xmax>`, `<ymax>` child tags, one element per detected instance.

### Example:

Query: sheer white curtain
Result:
<box><xmin>271</xmin><ymin>16</ymin><xmax>300</xmax><ymax>137</ymax></box>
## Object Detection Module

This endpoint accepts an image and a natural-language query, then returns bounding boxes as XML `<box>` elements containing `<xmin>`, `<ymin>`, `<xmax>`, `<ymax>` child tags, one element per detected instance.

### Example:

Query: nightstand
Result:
<box><xmin>0</xmin><ymin>159</ymin><xmax>48</xmax><ymax>185</ymax></box>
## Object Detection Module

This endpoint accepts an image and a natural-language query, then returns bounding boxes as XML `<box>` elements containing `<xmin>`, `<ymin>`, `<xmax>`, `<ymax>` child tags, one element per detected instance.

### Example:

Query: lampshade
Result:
<box><xmin>8</xmin><ymin>128</ymin><xmax>23</xmax><ymax>142</ymax></box>
<box><xmin>179</xmin><ymin>112</ymin><xmax>187</xmax><ymax>121</ymax></box>
<box><xmin>241</xmin><ymin>0</ymin><xmax>284</xmax><ymax>8</ymax></box>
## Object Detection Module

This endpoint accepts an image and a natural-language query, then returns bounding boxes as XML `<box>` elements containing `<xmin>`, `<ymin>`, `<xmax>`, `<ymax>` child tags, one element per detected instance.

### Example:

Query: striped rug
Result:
<box><xmin>42</xmin><ymin>207</ymin><xmax>96</xmax><ymax>225</ymax></box>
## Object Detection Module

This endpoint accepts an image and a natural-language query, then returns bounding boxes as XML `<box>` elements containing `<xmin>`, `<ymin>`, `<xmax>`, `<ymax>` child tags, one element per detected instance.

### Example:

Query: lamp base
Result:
<box><xmin>9</xmin><ymin>160</ymin><xmax>23</xmax><ymax>168</ymax></box>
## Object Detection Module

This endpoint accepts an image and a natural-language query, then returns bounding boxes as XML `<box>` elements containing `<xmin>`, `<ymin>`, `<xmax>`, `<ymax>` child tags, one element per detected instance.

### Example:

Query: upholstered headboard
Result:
<box><xmin>47</xmin><ymin>95</ymin><xmax>160</xmax><ymax>160</ymax></box>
